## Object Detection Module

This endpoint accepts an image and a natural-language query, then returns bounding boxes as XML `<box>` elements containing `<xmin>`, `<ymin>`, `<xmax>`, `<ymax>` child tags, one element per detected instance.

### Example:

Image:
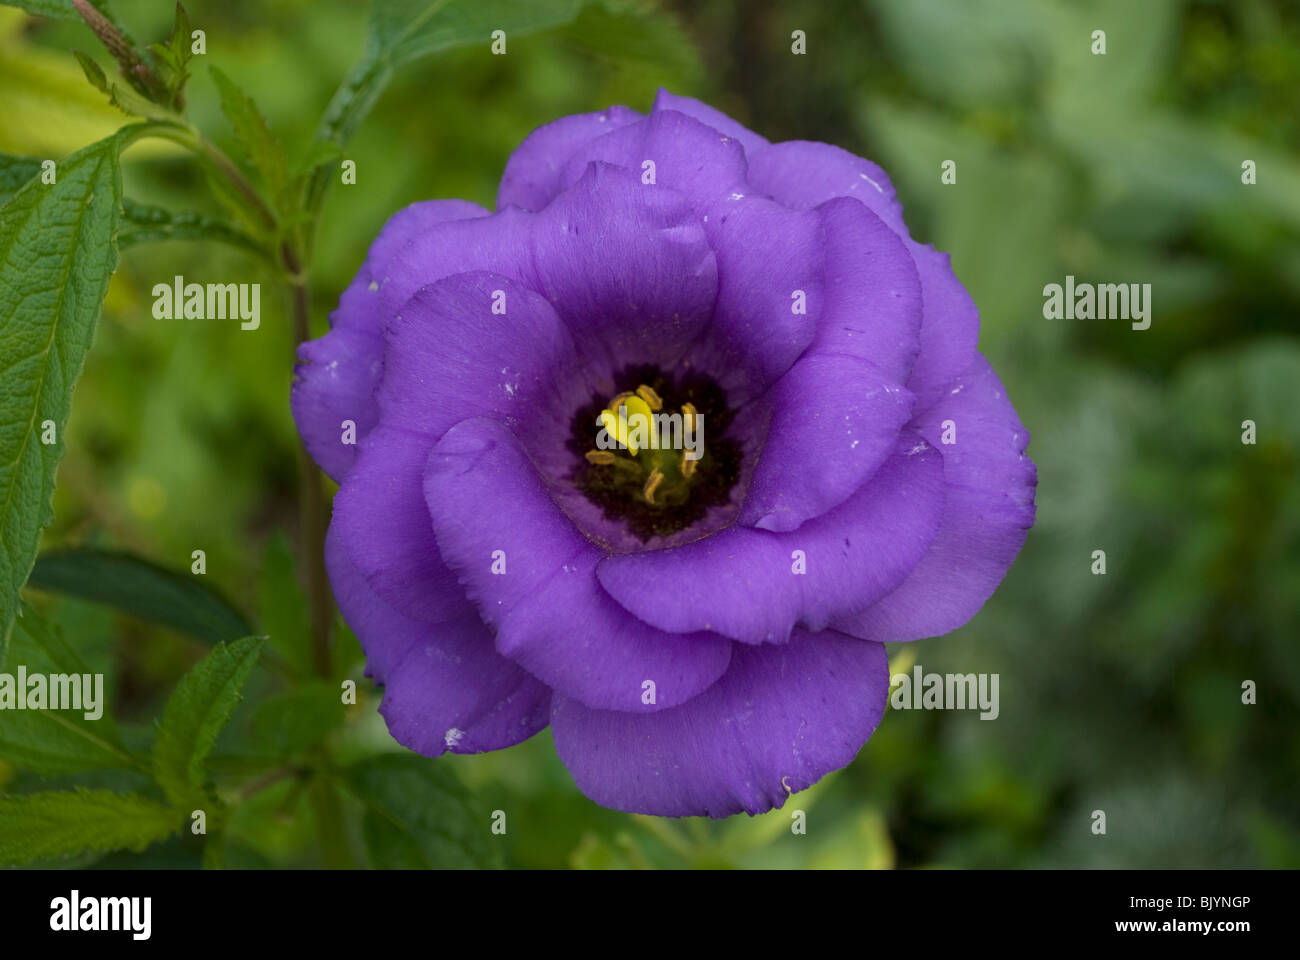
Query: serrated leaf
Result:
<box><xmin>558</xmin><ymin>3</ymin><xmax>703</xmax><ymax>85</ymax></box>
<box><xmin>0</xmin><ymin>603</ymin><xmax>138</xmax><ymax>775</ymax></box>
<box><xmin>143</xmin><ymin>3</ymin><xmax>192</xmax><ymax>110</ymax></box>
<box><xmin>210</xmin><ymin>65</ymin><xmax>291</xmax><ymax>218</ymax></box>
<box><xmin>73</xmin><ymin>49</ymin><xmax>108</xmax><ymax>93</ymax></box>
<box><xmin>152</xmin><ymin>636</ymin><xmax>263</xmax><ymax>807</ymax></box>
<box><xmin>27</xmin><ymin>548</ymin><xmax>254</xmax><ymax>643</ymax></box>
<box><xmin>104</xmin><ymin>78</ymin><xmax>180</xmax><ymax>123</ymax></box>
<box><xmin>307</xmin><ymin>0</ymin><xmax>588</xmax><ymax>212</ymax></box>
<box><xmin>341</xmin><ymin>753</ymin><xmax>503</xmax><ymax>869</ymax></box>
<box><xmin>1</xmin><ymin>156</ymin><xmax>259</xmax><ymax>254</ymax></box>
<box><xmin>119</xmin><ymin>198</ymin><xmax>263</xmax><ymax>253</ymax></box>
<box><xmin>290</xmin><ymin>139</ymin><xmax>343</xmax><ymax>178</ymax></box>
<box><xmin>320</xmin><ymin>0</ymin><xmax>584</xmax><ymax>144</ymax></box>
<box><xmin>0</xmin><ymin>130</ymin><xmax>128</xmax><ymax>648</ymax></box>
<box><xmin>147</xmin><ymin>40</ymin><xmax>178</xmax><ymax>72</ymax></box>
<box><xmin>0</xmin><ymin>154</ymin><xmax>41</xmax><ymax>206</ymax></box>
<box><xmin>0</xmin><ymin>788</ymin><xmax>179</xmax><ymax>866</ymax></box>
<box><xmin>185</xmin><ymin>150</ymin><xmax>266</xmax><ymax>236</ymax></box>
<box><xmin>170</xmin><ymin>2</ymin><xmax>190</xmax><ymax>57</ymax></box>
<box><xmin>0</xmin><ymin>0</ymin><xmax>110</xmax><ymax>19</ymax></box>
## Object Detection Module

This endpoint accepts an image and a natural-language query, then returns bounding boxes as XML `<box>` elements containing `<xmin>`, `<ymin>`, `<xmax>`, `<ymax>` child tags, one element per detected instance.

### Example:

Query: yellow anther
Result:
<box><xmin>643</xmin><ymin>468</ymin><xmax>665</xmax><ymax>505</ymax></box>
<box><xmin>585</xmin><ymin>449</ymin><xmax>616</xmax><ymax>465</ymax></box>
<box><xmin>681</xmin><ymin>401</ymin><xmax>698</xmax><ymax>430</ymax></box>
<box><xmin>600</xmin><ymin>393</ymin><xmax>655</xmax><ymax>454</ymax></box>
<box><xmin>681</xmin><ymin>449</ymin><xmax>698</xmax><ymax>479</ymax></box>
<box><xmin>635</xmin><ymin>384</ymin><xmax>663</xmax><ymax>411</ymax></box>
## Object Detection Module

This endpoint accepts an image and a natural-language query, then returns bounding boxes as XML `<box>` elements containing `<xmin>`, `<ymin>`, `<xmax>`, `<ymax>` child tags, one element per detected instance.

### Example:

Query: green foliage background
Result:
<box><xmin>1</xmin><ymin>0</ymin><xmax>1297</xmax><ymax>868</ymax></box>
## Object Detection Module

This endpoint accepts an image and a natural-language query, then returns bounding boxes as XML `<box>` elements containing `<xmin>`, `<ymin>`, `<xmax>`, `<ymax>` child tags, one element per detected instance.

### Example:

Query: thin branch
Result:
<box><xmin>283</xmin><ymin>242</ymin><xmax>332</xmax><ymax>678</ymax></box>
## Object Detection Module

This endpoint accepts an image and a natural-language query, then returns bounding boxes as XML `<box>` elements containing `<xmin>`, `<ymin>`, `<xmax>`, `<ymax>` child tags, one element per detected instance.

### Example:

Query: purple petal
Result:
<box><xmin>523</xmin><ymin>163</ymin><xmax>718</xmax><ymax>379</ymax></box>
<box><xmin>423</xmin><ymin>416</ymin><xmax>733</xmax><ymax>712</ymax></box>
<box><xmin>332</xmin><ymin>423</ymin><xmax>470</xmax><ymax>624</ymax></box>
<box><xmin>739</xmin><ymin>355</ymin><xmax>915</xmax><ymax>532</ymax></box>
<box><xmin>651</xmin><ymin>89</ymin><xmax>770</xmax><ymax>158</ymax></box>
<box><xmin>292</xmin><ymin>321</ymin><xmax>381</xmax><ymax>483</ymax></box>
<box><xmin>597</xmin><ymin>434</ymin><xmax>946</xmax><ymax>644</ymax></box>
<box><xmin>747</xmin><ymin>140</ymin><xmax>979</xmax><ymax>408</ymax></box>
<box><xmin>326</xmin><ymin>523</ymin><xmax>550</xmax><ymax>755</ymax></box>
<box><xmin>736</xmin><ymin>197</ymin><xmax>924</xmax><ymax>530</ymax></box>
<box><xmin>683</xmin><ymin>195</ymin><xmax>820</xmax><ymax>400</ymax></box>
<box><xmin>329</xmin><ymin>274</ymin><xmax>578</xmax><ymax>625</ymax></box>
<box><xmin>292</xmin><ymin>199</ymin><xmax>491</xmax><ymax>482</ymax></box>
<box><xmin>905</xmin><ymin>242</ymin><xmax>981</xmax><ymax>410</ymax></box>
<box><xmin>377</xmin><ymin>163</ymin><xmax>718</xmax><ymax>383</ymax></box>
<box><xmin>833</xmin><ymin>354</ymin><xmax>1037</xmax><ymax>641</ymax></box>
<box><xmin>806</xmin><ymin>197</ymin><xmax>922</xmax><ymax>382</ymax></box>
<box><xmin>371</xmin><ymin>205</ymin><xmax>532</xmax><ymax>330</ymax></box>
<box><xmin>497</xmin><ymin>104</ymin><xmax>643</xmax><ymax>212</ymax></box>
<box><xmin>748</xmin><ymin>140</ymin><xmax>904</xmax><ymax>230</ymax></box>
<box><xmin>378</xmin><ymin>271</ymin><xmax>589</xmax><ymax>481</ymax></box>
<box><xmin>551</xmin><ymin>629</ymin><xmax>889</xmax><ymax>817</ymax></box>
<box><xmin>559</xmin><ymin>110</ymin><xmax>748</xmax><ymax>209</ymax></box>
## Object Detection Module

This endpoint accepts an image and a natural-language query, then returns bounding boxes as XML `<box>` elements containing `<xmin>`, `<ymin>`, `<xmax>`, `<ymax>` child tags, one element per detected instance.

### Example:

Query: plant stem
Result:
<box><xmin>238</xmin><ymin>764</ymin><xmax>304</xmax><ymax>801</ymax></box>
<box><xmin>309</xmin><ymin>775</ymin><xmax>353</xmax><ymax>869</ymax></box>
<box><xmin>141</xmin><ymin>123</ymin><xmax>277</xmax><ymax>233</ymax></box>
<box><xmin>282</xmin><ymin>242</ymin><xmax>333</xmax><ymax>678</ymax></box>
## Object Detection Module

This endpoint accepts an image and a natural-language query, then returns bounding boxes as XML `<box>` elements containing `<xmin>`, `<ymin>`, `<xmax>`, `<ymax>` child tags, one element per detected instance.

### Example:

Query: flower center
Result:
<box><xmin>587</xmin><ymin>384</ymin><xmax>703</xmax><ymax>506</ymax></box>
<box><xmin>569</xmin><ymin>366</ymin><xmax>740</xmax><ymax>541</ymax></box>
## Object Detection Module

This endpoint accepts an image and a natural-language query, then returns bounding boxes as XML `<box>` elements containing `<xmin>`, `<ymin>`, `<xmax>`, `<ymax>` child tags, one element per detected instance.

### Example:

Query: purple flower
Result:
<box><xmin>292</xmin><ymin>90</ymin><xmax>1036</xmax><ymax>818</ymax></box>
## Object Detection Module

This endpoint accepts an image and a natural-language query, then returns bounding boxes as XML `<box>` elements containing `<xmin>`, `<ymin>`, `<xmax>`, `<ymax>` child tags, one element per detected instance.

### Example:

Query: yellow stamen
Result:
<box><xmin>643</xmin><ymin>468</ymin><xmax>664</xmax><ymax>505</ymax></box>
<box><xmin>600</xmin><ymin>393</ymin><xmax>655</xmax><ymax>454</ymax></box>
<box><xmin>681</xmin><ymin>449</ymin><xmax>698</xmax><ymax>479</ymax></box>
<box><xmin>635</xmin><ymin>384</ymin><xmax>663</xmax><ymax>411</ymax></box>
<box><xmin>585</xmin><ymin>450</ymin><xmax>616</xmax><ymax>465</ymax></box>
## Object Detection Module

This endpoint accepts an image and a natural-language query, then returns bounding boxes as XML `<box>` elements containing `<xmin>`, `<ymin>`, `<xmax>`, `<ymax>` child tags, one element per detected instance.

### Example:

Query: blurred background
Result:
<box><xmin>2</xmin><ymin>0</ymin><xmax>1298</xmax><ymax>868</ymax></box>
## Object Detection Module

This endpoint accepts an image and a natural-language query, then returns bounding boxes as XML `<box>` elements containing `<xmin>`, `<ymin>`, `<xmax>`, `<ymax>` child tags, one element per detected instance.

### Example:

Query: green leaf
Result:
<box><xmin>72</xmin><ymin>49</ymin><xmax>109</xmax><ymax>94</ymax></box>
<box><xmin>0</xmin><ymin>0</ymin><xmax>107</xmax><ymax>19</ymax></box>
<box><xmin>119</xmin><ymin>198</ymin><xmax>264</xmax><ymax>253</ymax></box>
<box><xmin>0</xmin><ymin>155</ymin><xmax>42</xmax><ymax>204</ymax></box>
<box><xmin>147</xmin><ymin>2</ymin><xmax>194</xmax><ymax>109</ymax></box>
<box><xmin>290</xmin><ymin>139</ymin><xmax>343</xmax><ymax>178</ymax></box>
<box><xmin>307</xmin><ymin>0</ymin><xmax>588</xmax><ymax>212</ymax></box>
<box><xmin>152</xmin><ymin>636</ymin><xmax>264</xmax><ymax>807</ymax></box>
<box><xmin>0</xmin><ymin>129</ymin><xmax>129</xmax><ymax>651</ymax></box>
<box><xmin>1</xmin><ymin>156</ymin><xmax>258</xmax><ymax>254</ymax></box>
<box><xmin>27</xmin><ymin>548</ymin><xmax>254</xmax><ymax>643</ymax></box>
<box><xmin>102</xmin><ymin>77</ymin><xmax>182</xmax><ymax>124</ymax></box>
<box><xmin>210</xmin><ymin>65</ymin><xmax>291</xmax><ymax>218</ymax></box>
<box><xmin>248</xmin><ymin>682</ymin><xmax>343</xmax><ymax>759</ymax></box>
<box><xmin>0</xmin><ymin>603</ymin><xmax>138</xmax><ymax>775</ymax></box>
<box><xmin>340</xmin><ymin>753</ymin><xmax>503</xmax><ymax>869</ymax></box>
<box><xmin>0</xmin><ymin>788</ymin><xmax>179</xmax><ymax>866</ymax></box>
<box><xmin>320</xmin><ymin>0</ymin><xmax>585</xmax><ymax>144</ymax></box>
